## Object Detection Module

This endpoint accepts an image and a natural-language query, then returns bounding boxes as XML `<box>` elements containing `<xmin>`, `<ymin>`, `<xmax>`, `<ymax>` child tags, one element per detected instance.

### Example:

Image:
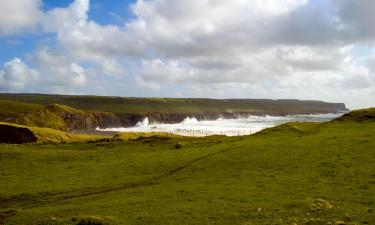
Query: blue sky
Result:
<box><xmin>0</xmin><ymin>0</ymin><xmax>135</xmax><ymax>63</ymax></box>
<box><xmin>0</xmin><ymin>0</ymin><xmax>374</xmax><ymax>109</ymax></box>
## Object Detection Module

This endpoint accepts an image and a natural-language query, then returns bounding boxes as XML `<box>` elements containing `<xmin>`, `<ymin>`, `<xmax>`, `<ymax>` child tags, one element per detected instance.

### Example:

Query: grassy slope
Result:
<box><xmin>0</xmin><ymin>100</ymin><xmax>70</xmax><ymax>130</ymax></box>
<box><xmin>0</xmin><ymin>100</ymin><xmax>43</xmax><ymax>121</ymax></box>
<box><xmin>0</xmin><ymin>100</ymin><xmax>98</xmax><ymax>131</ymax></box>
<box><xmin>0</xmin><ymin>122</ymin><xmax>103</xmax><ymax>144</ymax></box>
<box><xmin>14</xmin><ymin>104</ymin><xmax>88</xmax><ymax>131</ymax></box>
<box><xmin>0</xmin><ymin>111</ymin><xmax>374</xmax><ymax>224</ymax></box>
<box><xmin>335</xmin><ymin>108</ymin><xmax>375</xmax><ymax>122</ymax></box>
<box><xmin>0</xmin><ymin>94</ymin><xmax>346</xmax><ymax>114</ymax></box>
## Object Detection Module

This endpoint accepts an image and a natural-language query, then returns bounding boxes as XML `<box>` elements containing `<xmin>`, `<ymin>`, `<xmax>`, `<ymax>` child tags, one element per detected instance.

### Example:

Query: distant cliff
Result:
<box><xmin>0</xmin><ymin>94</ymin><xmax>348</xmax><ymax>131</ymax></box>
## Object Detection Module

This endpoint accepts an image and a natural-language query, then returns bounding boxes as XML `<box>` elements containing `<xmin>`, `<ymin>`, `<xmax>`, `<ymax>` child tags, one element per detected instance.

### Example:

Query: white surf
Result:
<box><xmin>97</xmin><ymin>113</ymin><xmax>343</xmax><ymax>136</ymax></box>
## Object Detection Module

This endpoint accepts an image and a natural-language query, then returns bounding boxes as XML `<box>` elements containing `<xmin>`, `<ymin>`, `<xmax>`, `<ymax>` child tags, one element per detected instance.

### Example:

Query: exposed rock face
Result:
<box><xmin>0</xmin><ymin>124</ymin><xmax>37</xmax><ymax>144</ymax></box>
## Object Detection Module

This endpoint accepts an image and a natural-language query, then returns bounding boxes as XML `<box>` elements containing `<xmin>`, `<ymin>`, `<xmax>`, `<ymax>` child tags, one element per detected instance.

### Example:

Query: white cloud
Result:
<box><xmin>42</xmin><ymin>0</ymin><xmax>89</xmax><ymax>32</ymax></box>
<box><xmin>42</xmin><ymin>0</ymin><xmax>143</xmax><ymax>62</ymax></box>
<box><xmin>0</xmin><ymin>0</ymin><xmax>374</xmax><ymax>108</ymax></box>
<box><xmin>70</xmin><ymin>63</ymin><xmax>86</xmax><ymax>86</ymax></box>
<box><xmin>125</xmin><ymin>0</ymin><xmax>309</xmax><ymax>58</ymax></box>
<box><xmin>28</xmin><ymin>46</ymin><xmax>88</xmax><ymax>88</ymax></box>
<box><xmin>0</xmin><ymin>0</ymin><xmax>42</xmax><ymax>36</ymax></box>
<box><xmin>0</xmin><ymin>58</ymin><xmax>39</xmax><ymax>90</ymax></box>
<box><xmin>135</xmin><ymin>76</ymin><xmax>160</xmax><ymax>91</ymax></box>
<box><xmin>0</xmin><ymin>48</ymin><xmax>89</xmax><ymax>93</ymax></box>
<box><xmin>138</xmin><ymin>59</ymin><xmax>194</xmax><ymax>84</ymax></box>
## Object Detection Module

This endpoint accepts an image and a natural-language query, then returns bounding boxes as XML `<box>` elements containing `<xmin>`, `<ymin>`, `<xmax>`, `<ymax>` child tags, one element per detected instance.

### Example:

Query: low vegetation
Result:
<box><xmin>0</xmin><ymin>109</ymin><xmax>374</xmax><ymax>224</ymax></box>
<box><xmin>0</xmin><ymin>100</ymin><xmax>43</xmax><ymax>121</ymax></box>
<box><xmin>334</xmin><ymin>108</ymin><xmax>375</xmax><ymax>122</ymax></box>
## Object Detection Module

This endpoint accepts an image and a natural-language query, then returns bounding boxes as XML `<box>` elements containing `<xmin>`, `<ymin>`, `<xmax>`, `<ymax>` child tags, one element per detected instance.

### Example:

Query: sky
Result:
<box><xmin>0</xmin><ymin>0</ymin><xmax>374</xmax><ymax>109</ymax></box>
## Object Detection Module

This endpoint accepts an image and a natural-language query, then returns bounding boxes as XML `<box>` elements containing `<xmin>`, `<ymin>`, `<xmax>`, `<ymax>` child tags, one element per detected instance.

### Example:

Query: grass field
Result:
<box><xmin>0</xmin><ymin>109</ymin><xmax>374</xmax><ymax>225</ymax></box>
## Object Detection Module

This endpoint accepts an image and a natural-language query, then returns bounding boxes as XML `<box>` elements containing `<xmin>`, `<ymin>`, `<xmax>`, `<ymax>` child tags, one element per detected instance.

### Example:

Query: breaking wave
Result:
<box><xmin>97</xmin><ymin>113</ymin><xmax>343</xmax><ymax>136</ymax></box>
<box><xmin>135</xmin><ymin>117</ymin><xmax>149</xmax><ymax>127</ymax></box>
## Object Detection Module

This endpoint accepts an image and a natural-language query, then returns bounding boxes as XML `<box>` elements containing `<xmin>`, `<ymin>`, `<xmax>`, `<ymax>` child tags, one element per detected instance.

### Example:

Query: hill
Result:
<box><xmin>0</xmin><ymin>100</ymin><xmax>123</xmax><ymax>131</ymax></box>
<box><xmin>0</xmin><ymin>93</ymin><xmax>348</xmax><ymax>115</ymax></box>
<box><xmin>334</xmin><ymin>108</ymin><xmax>375</xmax><ymax>122</ymax></box>
<box><xmin>0</xmin><ymin>108</ymin><xmax>374</xmax><ymax>224</ymax></box>
<box><xmin>0</xmin><ymin>100</ymin><xmax>43</xmax><ymax>121</ymax></box>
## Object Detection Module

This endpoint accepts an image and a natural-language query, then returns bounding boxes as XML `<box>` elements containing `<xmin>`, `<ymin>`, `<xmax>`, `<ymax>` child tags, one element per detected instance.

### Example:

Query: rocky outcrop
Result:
<box><xmin>0</xmin><ymin>124</ymin><xmax>37</xmax><ymax>144</ymax></box>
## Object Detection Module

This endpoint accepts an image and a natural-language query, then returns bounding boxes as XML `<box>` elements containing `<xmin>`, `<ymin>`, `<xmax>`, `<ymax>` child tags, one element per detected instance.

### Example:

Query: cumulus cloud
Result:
<box><xmin>0</xmin><ymin>58</ymin><xmax>39</xmax><ymax>91</ymax></box>
<box><xmin>0</xmin><ymin>0</ymin><xmax>42</xmax><ymax>36</ymax></box>
<box><xmin>0</xmin><ymin>48</ymin><xmax>89</xmax><ymax>93</ymax></box>
<box><xmin>27</xmin><ymin>47</ymin><xmax>88</xmax><ymax>88</ymax></box>
<box><xmin>126</xmin><ymin>0</ymin><xmax>309</xmax><ymax>58</ymax></box>
<box><xmin>0</xmin><ymin>0</ymin><xmax>374</xmax><ymax>108</ymax></box>
<box><xmin>42</xmin><ymin>0</ymin><xmax>89</xmax><ymax>32</ymax></box>
<box><xmin>42</xmin><ymin>0</ymin><xmax>143</xmax><ymax>62</ymax></box>
<box><xmin>125</xmin><ymin>0</ymin><xmax>375</xmax><ymax>108</ymax></box>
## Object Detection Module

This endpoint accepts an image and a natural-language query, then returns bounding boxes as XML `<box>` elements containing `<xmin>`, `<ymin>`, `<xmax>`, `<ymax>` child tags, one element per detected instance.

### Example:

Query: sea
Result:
<box><xmin>96</xmin><ymin>113</ymin><xmax>343</xmax><ymax>136</ymax></box>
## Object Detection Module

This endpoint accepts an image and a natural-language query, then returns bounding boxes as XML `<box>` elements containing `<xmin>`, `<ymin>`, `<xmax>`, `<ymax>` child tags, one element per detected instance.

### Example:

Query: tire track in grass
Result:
<box><xmin>0</xmin><ymin>147</ymin><xmax>232</xmax><ymax>211</ymax></box>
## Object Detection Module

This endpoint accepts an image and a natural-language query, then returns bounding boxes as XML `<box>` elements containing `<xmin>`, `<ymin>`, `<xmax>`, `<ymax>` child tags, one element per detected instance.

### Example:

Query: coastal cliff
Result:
<box><xmin>8</xmin><ymin>106</ymin><xmax>348</xmax><ymax>131</ymax></box>
<box><xmin>0</xmin><ymin>94</ymin><xmax>348</xmax><ymax>131</ymax></box>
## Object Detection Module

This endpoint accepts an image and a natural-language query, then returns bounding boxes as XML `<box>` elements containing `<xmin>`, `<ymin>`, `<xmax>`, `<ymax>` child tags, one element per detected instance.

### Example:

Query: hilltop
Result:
<box><xmin>0</xmin><ymin>93</ymin><xmax>347</xmax><ymax>115</ymax></box>
<box><xmin>334</xmin><ymin>108</ymin><xmax>375</xmax><ymax>122</ymax></box>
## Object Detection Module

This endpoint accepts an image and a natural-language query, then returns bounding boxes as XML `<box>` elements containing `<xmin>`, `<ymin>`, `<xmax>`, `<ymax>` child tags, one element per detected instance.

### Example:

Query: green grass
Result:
<box><xmin>14</xmin><ymin>103</ymin><xmax>90</xmax><ymax>131</ymax></box>
<box><xmin>0</xmin><ymin>100</ymin><xmax>43</xmax><ymax>121</ymax></box>
<box><xmin>15</xmin><ymin>109</ymin><xmax>69</xmax><ymax>131</ymax></box>
<box><xmin>0</xmin><ymin>110</ymin><xmax>374</xmax><ymax>225</ymax></box>
<box><xmin>0</xmin><ymin>100</ymin><xmax>76</xmax><ymax>131</ymax></box>
<box><xmin>335</xmin><ymin>108</ymin><xmax>375</xmax><ymax>122</ymax></box>
<box><xmin>0</xmin><ymin>100</ymin><xmax>100</xmax><ymax>131</ymax></box>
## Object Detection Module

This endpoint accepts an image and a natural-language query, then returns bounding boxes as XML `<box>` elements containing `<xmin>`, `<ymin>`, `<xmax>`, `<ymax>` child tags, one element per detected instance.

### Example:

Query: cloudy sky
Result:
<box><xmin>0</xmin><ymin>0</ymin><xmax>374</xmax><ymax>109</ymax></box>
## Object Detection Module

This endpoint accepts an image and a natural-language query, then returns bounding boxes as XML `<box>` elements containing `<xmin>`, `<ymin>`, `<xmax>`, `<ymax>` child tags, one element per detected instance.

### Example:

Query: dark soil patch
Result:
<box><xmin>0</xmin><ymin>124</ymin><xmax>37</xmax><ymax>144</ymax></box>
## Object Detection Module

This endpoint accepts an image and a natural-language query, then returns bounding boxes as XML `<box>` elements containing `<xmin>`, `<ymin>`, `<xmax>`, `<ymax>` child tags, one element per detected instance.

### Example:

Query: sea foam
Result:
<box><xmin>97</xmin><ymin>113</ymin><xmax>342</xmax><ymax>136</ymax></box>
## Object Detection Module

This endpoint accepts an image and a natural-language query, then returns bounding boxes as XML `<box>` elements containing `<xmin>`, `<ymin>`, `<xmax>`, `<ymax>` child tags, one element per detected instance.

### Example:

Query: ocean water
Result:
<box><xmin>97</xmin><ymin>113</ymin><xmax>343</xmax><ymax>136</ymax></box>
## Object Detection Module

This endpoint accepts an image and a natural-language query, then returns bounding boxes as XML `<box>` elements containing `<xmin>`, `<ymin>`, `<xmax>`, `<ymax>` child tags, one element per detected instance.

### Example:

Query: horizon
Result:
<box><xmin>0</xmin><ymin>0</ymin><xmax>374</xmax><ymax>109</ymax></box>
<box><xmin>0</xmin><ymin>92</ymin><xmax>350</xmax><ymax>107</ymax></box>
